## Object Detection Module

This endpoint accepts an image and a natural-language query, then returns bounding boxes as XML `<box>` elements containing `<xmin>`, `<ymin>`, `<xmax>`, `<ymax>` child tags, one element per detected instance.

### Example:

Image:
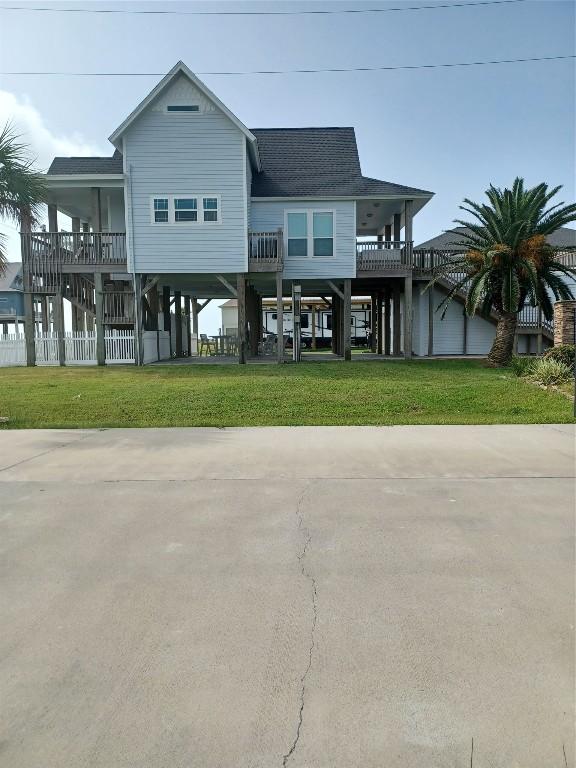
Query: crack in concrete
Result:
<box><xmin>0</xmin><ymin>430</ymin><xmax>101</xmax><ymax>474</ymax></box>
<box><xmin>282</xmin><ymin>483</ymin><xmax>318</xmax><ymax>767</ymax></box>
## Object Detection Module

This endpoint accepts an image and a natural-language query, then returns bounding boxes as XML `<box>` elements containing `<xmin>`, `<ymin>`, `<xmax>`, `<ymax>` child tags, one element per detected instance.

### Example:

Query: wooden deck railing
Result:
<box><xmin>356</xmin><ymin>240</ymin><xmax>412</xmax><ymax>272</ymax></box>
<box><xmin>21</xmin><ymin>232</ymin><xmax>127</xmax><ymax>292</ymax></box>
<box><xmin>248</xmin><ymin>229</ymin><xmax>283</xmax><ymax>271</ymax></box>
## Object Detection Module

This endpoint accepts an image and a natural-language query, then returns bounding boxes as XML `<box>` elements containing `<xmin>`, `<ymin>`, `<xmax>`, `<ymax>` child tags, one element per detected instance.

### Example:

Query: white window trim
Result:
<box><xmin>284</xmin><ymin>209</ymin><xmax>336</xmax><ymax>259</ymax></box>
<box><xmin>149</xmin><ymin>195</ymin><xmax>222</xmax><ymax>226</ymax></box>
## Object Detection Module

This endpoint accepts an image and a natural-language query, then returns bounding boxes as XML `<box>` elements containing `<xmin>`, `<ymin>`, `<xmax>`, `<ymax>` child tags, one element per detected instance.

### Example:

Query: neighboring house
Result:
<box><xmin>17</xmin><ymin>60</ymin><xmax>575</xmax><ymax>365</ymax></box>
<box><xmin>414</xmin><ymin>227</ymin><xmax>576</xmax><ymax>355</ymax></box>
<box><xmin>0</xmin><ymin>263</ymin><xmax>24</xmax><ymax>333</ymax></box>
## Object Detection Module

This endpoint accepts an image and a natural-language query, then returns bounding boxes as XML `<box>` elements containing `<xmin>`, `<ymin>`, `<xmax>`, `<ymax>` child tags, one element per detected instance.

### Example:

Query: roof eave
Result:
<box><xmin>108</xmin><ymin>61</ymin><xmax>258</xmax><ymax>151</ymax></box>
<box><xmin>251</xmin><ymin>192</ymin><xmax>434</xmax><ymax>201</ymax></box>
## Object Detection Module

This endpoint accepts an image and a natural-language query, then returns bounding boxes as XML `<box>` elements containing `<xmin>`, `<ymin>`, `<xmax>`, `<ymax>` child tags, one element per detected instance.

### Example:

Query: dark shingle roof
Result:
<box><xmin>417</xmin><ymin>226</ymin><xmax>576</xmax><ymax>250</ymax></box>
<box><xmin>48</xmin><ymin>149</ymin><xmax>123</xmax><ymax>175</ymax></box>
<box><xmin>0</xmin><ymin>262</ymin><xmax>23</xmax><ymax>292</ymax></box>
<box><xmin>250</xmin><ymin>128</ymin><xmax>432</xmax><ymax>198</ymax></box>
<box><xmin>47</xmin><ymin>129</ymin><xmax>433</xmax><ymax>198</ymax></box>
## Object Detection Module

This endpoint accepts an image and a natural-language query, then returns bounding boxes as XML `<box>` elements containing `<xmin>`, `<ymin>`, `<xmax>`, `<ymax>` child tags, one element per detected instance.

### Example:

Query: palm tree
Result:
<box><xmin>0</xmin><ymin>122</ymin><xmax>46</xmax><ymax>274</ymax></box>
<box><xmin>429</xmin><ymin>178</ymin><xmax>576</xmax><ymax>366</ymax></box>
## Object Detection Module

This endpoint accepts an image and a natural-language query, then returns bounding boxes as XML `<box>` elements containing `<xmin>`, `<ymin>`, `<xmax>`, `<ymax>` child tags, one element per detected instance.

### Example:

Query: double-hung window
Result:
<box><xmin>312</xmin><ymin>212</ymin><xmax>334</xmax><ymax>258</ymax></box>
<box><xmin>174</xmin><ymin>198</ymin><xmax>198</xmax><ymax>222</ymax></box>
<box><xmin>287</xmin><ymin>213</ymin><xmax>308</xmax><ymax>257</ymax></box>
<box><xmin>286</xmin><ymin>211</ymin><xmax>334</xmax><ymax>258</ymax></box>
<box><xmin>153</xmin><ymin>198</ymin><xmax>169</xmax><ymax>223</ymax></box>
<box><xmin>203</xmin><ymin>197</ymin><xmax>219</xmax><ymax>222</ymax></box>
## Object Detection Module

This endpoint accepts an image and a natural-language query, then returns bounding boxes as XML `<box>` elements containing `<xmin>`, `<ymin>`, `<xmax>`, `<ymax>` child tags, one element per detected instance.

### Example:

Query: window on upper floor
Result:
<box><xmin>153</xmin><ymin>198</ymin><xmax>169</xmax><ymax>223</ymax></box>
<box><xmin>287</xmin><ymin>212</ymin><xmax>308</xmax><ymax>257</ymax></box>
<box><xmin>286</xmin><ymin>210</ymin><xmax>334</xmax><ymax>258</ymax></box>
<box><xmin>175</xmin><ymin>198</ymin><xmax>198</xmax><ymax>222</ymax></box>
<box><xmin>313</xmin><ymin>212</ymin><xmax>334</xmax><ymax>258</ymax></box>
<box><xmin>150</xmin><ymin>196</ymin><xmax>221</xmax><ymax>225</ymax></box>
<box><xmin>203</xmin><ymin>197</ymin><xmax>219</xmax><ymax>223</ymax></box>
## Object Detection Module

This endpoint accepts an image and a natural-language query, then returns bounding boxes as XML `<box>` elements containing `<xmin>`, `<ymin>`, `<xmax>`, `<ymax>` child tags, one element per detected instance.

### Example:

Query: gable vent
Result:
<box><xmin>166</xmin><ymin>105</ymin><xmax>199</xmax><ymax>112</ymax></box>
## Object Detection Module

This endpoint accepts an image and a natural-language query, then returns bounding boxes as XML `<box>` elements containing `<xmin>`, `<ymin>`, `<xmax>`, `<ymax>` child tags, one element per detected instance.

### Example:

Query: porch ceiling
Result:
<box><xmin>45</xmin><ymin>184</ymin><xmax>124</xmax><ymax>223</ymax></box>
<box><xmin>356</xmin><ymin>196</ymin><xmax>430</xmax><ymax>236</ymax></box>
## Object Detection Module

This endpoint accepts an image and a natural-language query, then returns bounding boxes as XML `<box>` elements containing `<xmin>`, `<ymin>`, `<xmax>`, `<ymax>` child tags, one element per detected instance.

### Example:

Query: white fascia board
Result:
<box><xmin>250</xmin><ymin>193</ymin><xmax>434</xmax><ymax>202</ymax></box>
<box><xmin>45</xmin><ymin>174</ymin><xmax>125</xmax><ymax>187</ymax></box>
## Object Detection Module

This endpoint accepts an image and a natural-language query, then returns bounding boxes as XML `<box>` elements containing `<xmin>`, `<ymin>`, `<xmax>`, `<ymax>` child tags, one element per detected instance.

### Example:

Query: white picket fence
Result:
<box><xmin>0</xmin><ymin>334</ymin><xmax>26</xmax><ymax>366</ymax></box>
<box><xmin>105</xmin><ymin>331</ymin><xmax>135</xmax><ymax>364</ymax></box>
<box><xmin>0</xmin><ymin>331</ymin><xmax>136</xmax><ymax>367</ymax></box>
<box><xmin>36</xmin><ymin>332</ymin><xmax>60</xmax><ymax>365</ymax></box>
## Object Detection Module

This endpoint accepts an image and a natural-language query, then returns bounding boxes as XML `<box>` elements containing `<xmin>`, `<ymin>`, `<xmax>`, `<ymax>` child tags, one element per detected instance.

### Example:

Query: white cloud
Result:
<box><xmin>0</xmin><ymin>89</ymin><xmax>105</xmax><ymax>171</ymax></box>
<box><xmin>0</xmin><ymin>90</ymin><xmax>107</xmax><ymax>260</ymax></box>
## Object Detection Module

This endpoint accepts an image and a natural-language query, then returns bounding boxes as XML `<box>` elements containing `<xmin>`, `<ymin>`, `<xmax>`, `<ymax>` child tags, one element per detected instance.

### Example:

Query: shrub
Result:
<box><xmin>527</xmin><ymin>357</ymin><xmax>572</xmax><ymax>386</ymax></box>
<box><xmin>510</xmin><ymin>356</ymin><xmax>536</xmax><ymax>377</ymax></box>
<box><xmin>544</xmin><ymin>344</ymin><xmax>575</xmax><ymax>369</ymax></box>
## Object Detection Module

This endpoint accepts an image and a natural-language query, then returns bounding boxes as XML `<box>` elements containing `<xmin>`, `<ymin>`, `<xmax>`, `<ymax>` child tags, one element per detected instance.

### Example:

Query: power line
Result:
<box><xmin>1</xmin><ymin>55</ymin><xmax>574</xmax><ymax>77</ymax></box>
<box><xmin>0</xmin><ymin>0</ymin><xmax>530</xmax><ymax>15</ymax></box>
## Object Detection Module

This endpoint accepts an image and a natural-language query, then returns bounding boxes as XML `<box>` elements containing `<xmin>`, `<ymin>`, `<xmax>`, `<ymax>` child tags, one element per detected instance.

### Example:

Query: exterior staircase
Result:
<box><xmin>434</xmin><ymin>271</ymin><xmax>554</xmax><ymax>340</ymax></box>
<box><xmin>63</xmin><ymin>274</ymin><xmax>96</xmax><ymax>318</ymax></box>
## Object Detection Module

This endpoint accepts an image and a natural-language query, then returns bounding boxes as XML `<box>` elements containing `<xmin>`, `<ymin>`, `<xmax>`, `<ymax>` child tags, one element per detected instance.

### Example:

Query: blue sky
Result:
<box><xmin>0</xmin><ymin>0</ymin><xmax>574</xmax><ymax>332</ymax></box>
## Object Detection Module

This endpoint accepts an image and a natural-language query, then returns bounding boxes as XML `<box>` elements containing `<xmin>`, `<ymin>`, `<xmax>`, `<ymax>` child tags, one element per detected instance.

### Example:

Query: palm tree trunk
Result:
<box><xmin>486</xmin><ymin>312</ymin><xmax>517</xmax><ymax>367</ymax></box>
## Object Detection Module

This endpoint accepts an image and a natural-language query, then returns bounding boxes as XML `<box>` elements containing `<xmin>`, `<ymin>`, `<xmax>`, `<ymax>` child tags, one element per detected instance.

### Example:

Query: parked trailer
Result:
<box><xmin>262</xmin><ymin>305</ymin><xmax>372</xmax><ymax>348</ymax></box>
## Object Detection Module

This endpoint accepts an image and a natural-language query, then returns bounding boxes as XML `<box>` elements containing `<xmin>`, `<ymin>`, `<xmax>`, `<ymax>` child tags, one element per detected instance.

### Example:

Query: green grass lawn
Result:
<box><xmin>0</xmin><ymin>360</ymin><xmax>573</xmax><ymax>429</ymax></box>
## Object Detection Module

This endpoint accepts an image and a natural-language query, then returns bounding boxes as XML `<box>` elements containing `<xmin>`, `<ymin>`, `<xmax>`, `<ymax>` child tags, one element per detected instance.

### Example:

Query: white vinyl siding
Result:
<box><xmin>251</xmin><ymin>199</ymin><xmax>355</xmax><ymax>279</ymax></box>
<box><xmin>124</xmin><ymin>74</ymin><xmax>248</xmax><ymax>273</ymax></box>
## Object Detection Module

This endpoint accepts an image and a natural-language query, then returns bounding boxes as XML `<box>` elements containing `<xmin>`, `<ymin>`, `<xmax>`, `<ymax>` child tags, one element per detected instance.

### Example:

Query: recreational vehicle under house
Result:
<box><xmin>11</xmin><ymin>61</ymin><xmax>576</xmax><ymax>366</ymax></box>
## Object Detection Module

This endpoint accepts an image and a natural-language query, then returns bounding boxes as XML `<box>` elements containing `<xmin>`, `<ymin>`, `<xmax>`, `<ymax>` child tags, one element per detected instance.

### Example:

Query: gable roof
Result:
<box><xmin>48</xmin><ymin>149</ymin><xmax>123</xmax><ymax>176</ymax></box>
<box><xmin>0</xmin><ymin>262</ymin><xmax>23</xmax><ymax>292</ymax></box>
<box><xmin>250</xmin><ymin>128</ymin><xmax>432</xmax><ymax>198</ymax></box>
<box><xmin>416</xmin><ymin>226</ymin><xmax>576</xmax><ymax>250</ymax></box>
<box><xmin>108</xmin><ymin>61</ymin><xmax>260</xmax><ymax>169</ymax></box>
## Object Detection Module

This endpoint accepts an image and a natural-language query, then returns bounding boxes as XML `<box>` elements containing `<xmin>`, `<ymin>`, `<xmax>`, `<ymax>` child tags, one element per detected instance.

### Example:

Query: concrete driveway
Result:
<box><xmin>0</xmin><ymin>425</ymin><xmax>574</xmax><ymax>768</ymax></box>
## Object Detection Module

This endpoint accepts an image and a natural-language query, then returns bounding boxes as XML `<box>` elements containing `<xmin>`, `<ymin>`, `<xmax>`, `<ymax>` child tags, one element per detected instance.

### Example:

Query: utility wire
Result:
<box><xmin>0</xmin><ymin>0</ymin><xmax>530</xmax><ymax>15</ymax></box>
<box><xmin>1</xmin><ymin>55</ymin><xmax>574</xmax><ymax>77</ymax></box>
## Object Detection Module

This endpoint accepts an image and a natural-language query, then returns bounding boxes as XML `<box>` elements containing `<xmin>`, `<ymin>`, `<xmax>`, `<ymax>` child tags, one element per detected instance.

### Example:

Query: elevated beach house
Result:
<box><xmin>17</xmin><ymin>61</ymin><xmax>574</xmax><ymax>365</ymax></box>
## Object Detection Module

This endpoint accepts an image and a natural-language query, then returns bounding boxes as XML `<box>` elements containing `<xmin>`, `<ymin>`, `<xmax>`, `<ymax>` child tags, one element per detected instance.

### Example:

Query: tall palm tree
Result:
<box><xmin>0</xmin><ymin>122</ymin><xmax>46</xmax><ymax>274</ymax></box>
<box><xmin>429</xmin><ymin>178</ymin><xmax>576</xmax><ymax>366</ymax></box>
